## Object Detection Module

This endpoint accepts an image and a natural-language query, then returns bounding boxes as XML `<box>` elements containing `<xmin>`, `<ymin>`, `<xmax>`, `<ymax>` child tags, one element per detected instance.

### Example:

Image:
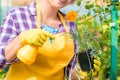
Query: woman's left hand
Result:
<box><xmin>91</xmin><ymin>58</ymin><xmax>101</xmax><ymax>76</ymax></box>
<box><xmin>79</xmin><ymin>58</ymin><xmax>101</xmax><ymax>79</ymax></box>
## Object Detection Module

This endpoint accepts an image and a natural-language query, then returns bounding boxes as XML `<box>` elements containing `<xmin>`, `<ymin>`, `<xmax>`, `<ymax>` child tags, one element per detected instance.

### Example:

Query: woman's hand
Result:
<box><xmin>71</xmin><ymin>58</ymin><xmax>101</xmax><ymax>80</ymax></box>
<box><xmin>79</xmin><ymin>58</ymin><xmax>101</xmax><ymax>79</ymax></box>
<box><xmin>91</xmin><ymin>58</ymin><xmax>101</xmax><ymax>76</ymax></box>
<box><xmin>20</xmin><ymin>29</ymin><xmax>55</xmax><ymax>46</ymax></box>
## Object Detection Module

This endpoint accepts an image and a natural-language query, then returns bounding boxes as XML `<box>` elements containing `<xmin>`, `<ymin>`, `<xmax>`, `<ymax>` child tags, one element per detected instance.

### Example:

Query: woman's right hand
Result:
<box><xmin>20</xmin><ymin>29</ymin><xmax>55</xmax><ymax>46</ymax></box>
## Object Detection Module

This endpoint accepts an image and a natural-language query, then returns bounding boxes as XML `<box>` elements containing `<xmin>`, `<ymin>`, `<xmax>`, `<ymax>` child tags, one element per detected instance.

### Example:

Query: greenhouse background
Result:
<box><xmin>0</xmin><ymin>0</ymin><xmax>120</xmax><ymax>80</ymax></box>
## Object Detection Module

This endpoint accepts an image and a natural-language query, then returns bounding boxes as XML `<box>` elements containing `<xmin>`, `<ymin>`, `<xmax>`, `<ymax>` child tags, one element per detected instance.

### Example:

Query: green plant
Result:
<box><xmin>0</xmin><ymin>70</ymin><xmax>6</xmax><ymax>79</ymax></box>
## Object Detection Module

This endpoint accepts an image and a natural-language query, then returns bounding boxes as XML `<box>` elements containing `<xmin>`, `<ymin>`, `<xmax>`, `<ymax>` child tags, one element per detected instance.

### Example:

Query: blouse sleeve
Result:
<box><xmin>0</xmin><ymin>11</ymin><xmax>18</xmax><ymax>69</ymax></box>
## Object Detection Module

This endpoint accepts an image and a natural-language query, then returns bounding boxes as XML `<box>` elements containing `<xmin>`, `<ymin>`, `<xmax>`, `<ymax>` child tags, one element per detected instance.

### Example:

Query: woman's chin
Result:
<box><xmin>53</xmin><ymin>0</ymin><xmax>67</xmax><ymax>8</ymax></box>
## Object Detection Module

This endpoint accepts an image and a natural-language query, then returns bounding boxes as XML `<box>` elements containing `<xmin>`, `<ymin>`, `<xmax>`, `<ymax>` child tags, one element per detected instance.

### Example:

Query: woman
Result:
<box><xmin>0</xmin><ymin>0</ymin><xmax>79</xmax><ymax>80</ymax></box>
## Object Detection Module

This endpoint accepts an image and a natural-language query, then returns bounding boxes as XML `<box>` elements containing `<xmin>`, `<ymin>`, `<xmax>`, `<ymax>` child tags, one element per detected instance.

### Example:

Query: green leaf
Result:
<box><xmin>105</xmin><ymin>7</ymin><xmax>110</xmax><ymax>13</ymax></box>
<box><xmin>86</xmin><ymin>1</ymin><xmax>90</xmax><ymax>4</ymax></box>
<box><xmin>87</xmin><ymin>12</ymin><xmax>91</xmax><ymax>16</ymax></box>
<box><xmin>85</xmin><ymin>5</ymin><xmax>91</xmax><ymax>9</ymax></box>
<box><xmin>93</xmin><ymin>7</ymin><xmax>101</xmax><ymax>13</ymax></box>
<box><xmin>76</xmin><ymin>0</ymin><xmax>81</xmax><ymax>6</ymax></box>
<box><xmin>81</xmin><ymin>15</ymin><xmax>86</xmax><ymax>19</ymax></box>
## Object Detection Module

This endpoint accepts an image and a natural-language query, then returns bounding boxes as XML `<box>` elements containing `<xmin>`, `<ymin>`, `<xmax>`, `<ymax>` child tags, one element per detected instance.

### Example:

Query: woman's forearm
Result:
<box><xmin>5</xmin><ymin>35</ymin><xmax>24</xmax><ymax>62</ymax></box>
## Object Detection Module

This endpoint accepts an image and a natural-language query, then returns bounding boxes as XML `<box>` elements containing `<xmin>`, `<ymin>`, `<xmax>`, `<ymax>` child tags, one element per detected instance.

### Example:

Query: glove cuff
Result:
<box><xmin>19</xmin><ymin>32</ymin><xmax>26</xmax><ymax>45</ymax></box>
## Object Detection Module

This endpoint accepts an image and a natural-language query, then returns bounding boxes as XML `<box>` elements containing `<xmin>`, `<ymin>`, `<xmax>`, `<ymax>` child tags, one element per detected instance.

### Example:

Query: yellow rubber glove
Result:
<box><xmin>91</xmin><ymin>58</ymin><xmax>101</xmax><ymax>76</ymax></box>
<box><xmin>20</xmin><ymin>29</ymin><xmax>55</xmax><ymax>46</ymax></box>
<box><xmin>79</xmin><ymin>58</ymin><xmax>101</xmax><ymax>79</ymax></box>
